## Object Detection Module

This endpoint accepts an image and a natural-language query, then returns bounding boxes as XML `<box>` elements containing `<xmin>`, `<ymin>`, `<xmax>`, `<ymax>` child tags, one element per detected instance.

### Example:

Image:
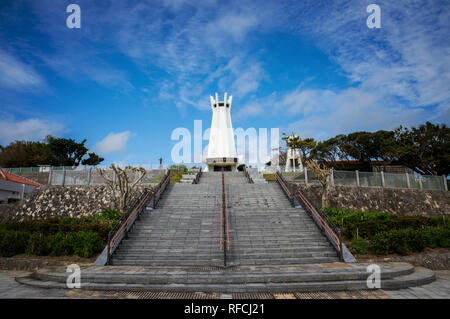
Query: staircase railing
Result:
<box><xmin>192</xmin><ymin>167</ymin><xmax>202</xmax><ymax>184</ymax></box>
<box><xmin>275</xmin><ymin>171</ymin><xmax>344</xmax><ymax>261</ymax></box>
<box><xmin>219</xmin><ymin>169</ymin><xmax>230</xmax><ymax>267</ymax></box>
<box><xmin>275</xmin><ymin>171</ymin><xmax>296</xmax><ymax>207</ymax></box>
<box><xmin>243</xmin><ymin>166</ymin><xmax>254</xmax><ymax>184</ymax></box>
<box><xmin>106</xmin><ymin>170</ymin><xmax>171</xmax><ymax>265</ymax></box>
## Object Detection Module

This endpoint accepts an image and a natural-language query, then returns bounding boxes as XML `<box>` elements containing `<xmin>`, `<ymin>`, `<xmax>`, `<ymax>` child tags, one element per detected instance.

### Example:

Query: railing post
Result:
<box><xmin>356</xmin><ymin>170</ymin><xmax>360</xmax><ymax>187</ymax></box>
<box><xmin>88</xmin><ymin>168</ymin><xmax>92</xmax><ymax>185</ymax></box>
<box><xmin>406</xmin><ymin>172</ymin><xmax>411</xmax><ymax>189</ymax></box>
<box><xmin>48</xmin><ymin>167</ymin><xmax>53</xmax><ymax>185</ymax></box>
<box><xmin>106</xmin><ymin>233</ymin><xmax>111</xmax><ymax>265</ymax></box>
<box><xmin>62</xmin><ymin>167</ymin><xmax>66</xmax><ymax>186</ymax></box>
<box><xmin>330</xmin><ymin>170</ymin><xmax>334</xmax><ymax>187</ymax></box>
<box><xmin>380</xmin><ymin>171</ymin><xmax>385</xmax><ymax>188</ymax></box>
<box><xmin>304</xmin><ymin>168</ymin><xmax>308</xmax><ymax>185</ymax></box>
<box><xmin>443</xmin><ymin>175</ymin><xmax>448</xmax><ymax>191</ymax></box>
<box><xmin>419</xmin><ymin>177</ymin><xmax>423</xmax><ymax>190</ymax></box>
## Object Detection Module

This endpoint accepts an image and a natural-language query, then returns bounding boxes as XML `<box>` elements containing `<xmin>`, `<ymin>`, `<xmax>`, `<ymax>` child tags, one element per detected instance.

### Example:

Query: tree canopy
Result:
<box><xmin>287</xmin><ymin>122</ymin><xmax>449</xmax><ymax>176</ymax></box>
<box><xmin>0</xmin><ymin>136</ymin><xmax>104</xmax><ymax>168</ymax></box>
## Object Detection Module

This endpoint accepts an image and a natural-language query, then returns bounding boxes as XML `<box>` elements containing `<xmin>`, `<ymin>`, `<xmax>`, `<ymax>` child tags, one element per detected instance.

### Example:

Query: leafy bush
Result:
<box><xmin>26</xmin><ymin>233</ymin><xmax>51</xmax><ymax>256</ymax></box>
<box><xmin>72</xmin><ymin>231</ymin><xmax>103</xmax><ymax>258</ymax></box>
<box><xmin>0</xmin><ymin>209</ymin><xmax>119</xmax><ymax>258</ymax></box>
<box><xmin>342</xmin><ymin>217</ymin><xmax>445</xmax><ymax>240</ymax></box>
<box><xmin>0</xmin><ymin>230</ymin><xmax>30</xmax><ymax>257</ymax></box>
<box><xmin>350</xmin><ymin>238</ymin><xmax>369</xmax><ymax>254</ymax></box>
<box><xmin>100</xmin><ymin>209</ymin><xmax>121</xmax><ymax>221</ymax></box>
<box><xmin>370</xmin><ymin>228</ymin><xmax>425</xmax><ymax>255</ymax></box>
<box><xmin>323</xmin><ymin>208</ymin><xmax>449</xmax><ymax>255</ymax></box>
<box><xmin>324</xmin><ymin>208</ymin><xmax>390</xmax><ymax>227</ymax></box>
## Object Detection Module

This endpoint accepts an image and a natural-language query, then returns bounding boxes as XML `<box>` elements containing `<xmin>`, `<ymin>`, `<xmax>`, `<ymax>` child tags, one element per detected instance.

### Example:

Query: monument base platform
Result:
<box><xmin>205</xmin><ymin>157</ymin><xmax>238</xmax><ymax>172</ymax></box>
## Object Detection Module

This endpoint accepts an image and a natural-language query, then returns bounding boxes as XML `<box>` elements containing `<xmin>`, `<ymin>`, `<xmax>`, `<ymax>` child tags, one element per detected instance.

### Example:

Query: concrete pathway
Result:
<box><xmin>383</xmin><ymin>270</ymin><xmax>450</xmax><ymax>299</ymax></box>
<box><xmin>0</xmin><ymin>270</ymin><xmax>448</xmax><ymax>299</ymax></box>
<box><xmin>0</xmin><ymin>271</ymin><xmax>68</xmax><ymax>299</ymax></box>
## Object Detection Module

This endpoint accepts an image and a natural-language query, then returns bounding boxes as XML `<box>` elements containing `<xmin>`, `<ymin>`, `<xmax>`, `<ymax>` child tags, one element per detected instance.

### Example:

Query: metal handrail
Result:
<box><xmin>106</xmin><ymin>170</ymin><xmax>171</xmax><ymax>264</ymax></box>
<box><xmin>243</xmin><ymin>166</ymin><xmax>254</xmax><ymax>184</ymax></box>
<box><xmin>275</xmin><ymin>171</ymin><xmax>344</xmax><ymax>261</ymax></box>
<box><xmin>275</xmin><ymin>171</ymin><xmax>294</xmax><ymax>206</ymax></box>
<box><xmin>192</xmin><ymin>167</ymin><xmax>202</xmax><ymax>184</ymax></box>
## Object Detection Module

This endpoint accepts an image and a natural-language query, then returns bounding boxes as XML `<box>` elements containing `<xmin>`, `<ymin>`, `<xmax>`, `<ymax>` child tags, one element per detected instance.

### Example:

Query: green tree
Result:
<box><xmin>0</xmin><ymin>136</ymin><xmax>104</xmax><ymax>168</ymax></box>
<box><xmin>0</xmin><ymin>141</ymin><xmax>51</xmax><ymax>167</ymax></box>
<box><xmin>390</xmin><ymin>122</ymin><xmax>449</xmax><ymax>175</ymax></box>
<box><xmin>46</xmin><ymin>136</ymin><xmax>88</xmax><ymax>166</ymax></box>
<box><xmin>81</xmin><ymin>153</ymin><xmax>104</xmax><ymax>166</ymax></box>
<box><xmin>310</xmin><ymin>135</ymin><xmax>347</xmax><ymax>163</ymax></box>
<box><xmin>282</xmin><ymin>134</ymin><xmax>316</xmax><ymax>165</ymax></box>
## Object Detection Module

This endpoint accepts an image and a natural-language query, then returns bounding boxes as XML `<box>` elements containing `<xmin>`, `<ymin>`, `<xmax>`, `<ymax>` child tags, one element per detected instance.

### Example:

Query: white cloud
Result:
<box><xmin>0</xmin><ymin>49</ymin><xmax>46</xmax><ymax>90</ymax></box>
<box><xmin>289</xmin><ymin>1</ymin><xmax>450</xmax><ymax>113</ymax></box>
<box><xmin>93</xmin><ymin>131</ymin><xmax>133</xmax><ymax>155</ymax></box>
<box><xmin>0</xmin><ymin>118</ymin><xmax>64</xmax><ymax>145</ymax></box>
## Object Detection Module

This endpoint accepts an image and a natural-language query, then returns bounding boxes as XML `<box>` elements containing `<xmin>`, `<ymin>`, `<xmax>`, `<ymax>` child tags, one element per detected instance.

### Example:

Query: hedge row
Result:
<box><xmin>324</xmin><ymin>208</ymin><xmax>449</xmax><ymax>255</ymax></box>
<box><xmin>0</xmin><ymin>210</ymin><xmax>120</xmax><ymax>258</ymax></box>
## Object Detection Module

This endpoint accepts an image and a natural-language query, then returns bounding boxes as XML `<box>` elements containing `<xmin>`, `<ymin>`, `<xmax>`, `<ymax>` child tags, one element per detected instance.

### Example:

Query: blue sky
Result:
<box><xmin>0</xmin><ymin>0</ymin><xmax>449</xmax><ymax>167</ymax></box>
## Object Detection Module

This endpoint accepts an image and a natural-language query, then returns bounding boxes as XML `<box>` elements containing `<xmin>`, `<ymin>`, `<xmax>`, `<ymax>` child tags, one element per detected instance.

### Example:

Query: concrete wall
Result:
<box><xmin>0</xmin><ymin>180</ymin><xmax>36</xmax><ymax>203</ymax></box>
<box><xmin>293</xmin><ymin>183</ymin><xmax>449</xmax><ymax>217</ymax></box>
<box><xmin>0</xmin><ymin>184</ymin><xmax>155</xmax><ymax>223</ymax></box>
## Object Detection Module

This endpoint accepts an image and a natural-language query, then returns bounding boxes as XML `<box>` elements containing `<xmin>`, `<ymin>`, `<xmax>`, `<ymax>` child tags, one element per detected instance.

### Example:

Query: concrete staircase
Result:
<box><xmin>110</xmin><ymin>171</ymin><xmax>338</xmax><ymax>267</ymax></box>
<box><xmin>247</xmin><ymin>167</ymin><xmax>268</xmax><ymax>183</ymax></box>
<box><xmin>18</xmin><ymin>170</ymin><xmax>436</xmax><ymax>293</ymax></box>
<box><xmin>110</xmin><ymin>183</ymin><xmax>222</xmax><ymax>266</ymax></box>
<box><xmin>227</xmin><ymin>182</ymin><xmax>338</xmax><ymax>266</ymax></box>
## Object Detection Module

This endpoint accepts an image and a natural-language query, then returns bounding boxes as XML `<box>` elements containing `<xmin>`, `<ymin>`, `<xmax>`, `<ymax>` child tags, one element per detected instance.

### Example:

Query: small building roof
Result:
<box><xmin>0</xmin><ymin>169</ymin><xmax>40</xmax><ymax>187</ymax></box>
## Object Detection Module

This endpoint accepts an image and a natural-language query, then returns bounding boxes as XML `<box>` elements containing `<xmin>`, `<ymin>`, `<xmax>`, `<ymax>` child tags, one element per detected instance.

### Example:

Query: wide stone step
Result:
<box><xmin>24</xmin><ymin>262</ymin><xmax>428</xmax><ymax>289</ymax></box>
<box><xmin>113</xmin><ymin>251</ymin><xmax>338</xmax><ymax>260</ymax></box>
<box><xmin>115</xmin><ymin>246</ymin><xmax>335</xmax><ymax>255</ymax></box>
<box><xmin>108</xmin><ymin>257</ymin><xmax>339</xmax><ymax>267</ymax></box>
<box><xmin>118</xmin><ymin>241</ymin><xmax>333</xmax><ymax>249</ymax></box>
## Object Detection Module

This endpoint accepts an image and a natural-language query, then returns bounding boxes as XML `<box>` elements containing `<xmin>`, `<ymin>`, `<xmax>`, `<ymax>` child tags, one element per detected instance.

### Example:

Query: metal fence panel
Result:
<box><xmin>334</xmin><ymin>170</ymin><xmax>357</xmax><ymax>186</ymax></box>
<box><xmin>358</xmin><ymin>171</ymin><xmax>383</xmax><ymax>187</ymax></box>
<box><xmin>422</xmin><ymin>175</ymin><xmax>445</xmax><ymax>191</ymax></box>
<box><xmin>384</xmin><ymin>172</ymin><xmax>409</xmax><ymax>189</ymax></box>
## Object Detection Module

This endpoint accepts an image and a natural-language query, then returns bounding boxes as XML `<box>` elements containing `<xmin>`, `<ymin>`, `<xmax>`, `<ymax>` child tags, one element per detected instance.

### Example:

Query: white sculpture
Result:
<box><xmin>285</xmin><ymin>135</ymin><xmax>303</xmax><ymax>172</ymax></box>
<box><xmin>205</xmin><ymin>92</ymin><xmax>238</xmax><ymax>172</ymax></box>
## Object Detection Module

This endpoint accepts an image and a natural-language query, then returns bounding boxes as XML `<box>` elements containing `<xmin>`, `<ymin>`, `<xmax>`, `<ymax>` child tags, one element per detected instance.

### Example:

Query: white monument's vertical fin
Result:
<box><xmin>224</xmin><ymin>92</ymin><xmax>228</xmax><ymax>107</ymax></box>
<box><xmin>210</xmin><ymin>96</ymin><xmax>215</xmax><ymax>108</ymax></box>
<box><xmin>228</xmin><ymin>95</ymin><xmax>232</xmax><ymax>108</ymax></box>
<box><xmin>215</xmin><ymin>93</ymin><xmax>219</xmax><ymax>105</ymax></box>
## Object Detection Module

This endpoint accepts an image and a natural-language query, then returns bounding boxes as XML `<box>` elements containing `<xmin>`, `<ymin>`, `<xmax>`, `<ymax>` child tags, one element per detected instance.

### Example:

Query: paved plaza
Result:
<box><xmin>0</xmin><ymin>270</ymin><xmax>448</xmax><ymax>299</ymax></box>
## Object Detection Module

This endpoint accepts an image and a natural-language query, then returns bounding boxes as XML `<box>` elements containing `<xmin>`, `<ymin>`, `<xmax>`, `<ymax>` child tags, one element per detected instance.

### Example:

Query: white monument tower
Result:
<box><xmin>285</xmin><ymin>135</ymin><xmax>303</xmax><ymax>172</ymax></box>
<box><xmin>205</xmin><ymin>92</ymin><xmax>238</xmax><ymax>172</ymax></box>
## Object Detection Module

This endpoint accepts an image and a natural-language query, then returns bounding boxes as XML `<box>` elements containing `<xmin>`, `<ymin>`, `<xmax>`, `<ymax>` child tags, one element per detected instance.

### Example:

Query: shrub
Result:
<box><xmin>72</xmin><ymin>231</ymin><xmax>103</xmax><ymax>258</ymax></box>
<box><xmin>26</xmin><ymin>233</ymin><xmax>51</xmax><ymax>256</ymax></box>
<box><xmin>0</xmin><ymin>230</ymin><xmax>30</xmax><ymax>257</ymax></box>
<box><xmin>100</xmin><ymin>209</ymin><xmax>121</xmax><ymax>221</ymax></box>
<box><xmin>324</xmin><ymin>208</ymin><xmax>390</xmax><ymax>227</ymax></box>
<box><xmin>343</xmin><ymin>217</ymin><xmax>444</xmax><ymax>240</ymax></box>
<box><xmin>48</xmin><ymin>232</ymin><xmax>75</xmax><ymax>256</ymax></box>
<box><xmin>370</xmin><ymin>228</ymin><xmax>425</xmax><ymax>255</ymax></box>
<box><xmin>350</xmin><ymin>238</ymin><xmax>369</xmax><ymax>255</ymax></box>
<box><xmin>0</xmin><ymin>210</ymin><xmax>117</xmax><ymax>258</ymax></box>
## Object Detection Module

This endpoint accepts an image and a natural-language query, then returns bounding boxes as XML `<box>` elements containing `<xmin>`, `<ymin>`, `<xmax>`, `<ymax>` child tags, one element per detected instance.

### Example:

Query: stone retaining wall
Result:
<box><xmin>0</xmin><ymin>184</ymin><xmax>155</xmax><ymax>223</ymax></box>
<box><xmin>293</xmin><ymin>184</ymin><xmax>449</xmax><ymax>217</ymax></box>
